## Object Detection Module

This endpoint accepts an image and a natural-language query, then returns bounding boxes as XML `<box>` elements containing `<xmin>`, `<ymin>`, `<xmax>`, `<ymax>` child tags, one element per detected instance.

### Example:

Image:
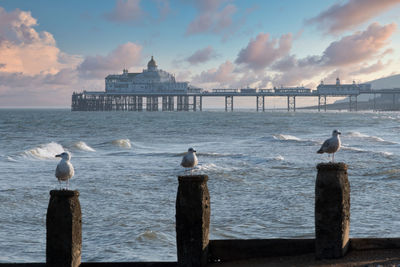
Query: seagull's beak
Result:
<box><xmin>338</xmin><ymin>132</ymin><xmax>341</xmax><ymax>135</ymax></box>
<box><xmin>55</xmin><ymin>154</ymin><xmax>61</xmax><ymax>158</ymax></box>
<box><xmin>193</xmin><ymin>150</ymin><xmax>196</xmax><ymax>153</ymax></box>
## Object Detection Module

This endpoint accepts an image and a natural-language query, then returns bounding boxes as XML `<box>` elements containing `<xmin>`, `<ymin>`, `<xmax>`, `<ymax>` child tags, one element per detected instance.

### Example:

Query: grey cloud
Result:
<box><xmin>306</xmin><ymin>0</ymin><xmax>400</xmax><ymax>34</ymax></box>
<box><xmin>186</xmin><ymin>46</ymin><xmax>217</xmax><ymax>65</ymax></box>
<box><xmin>235</xmin><ymin>33</ymin><xmax>292</xmax><ymax>71</ymax></box>
<box><xmin>77</xmin><ymin>42</ymin><xmax>142</xmax><ymax>79</ymax></box>
<box><xmin>103</xmin><ymin>0</ymin><xmax>144</xmax><ymax>23</ymax></box>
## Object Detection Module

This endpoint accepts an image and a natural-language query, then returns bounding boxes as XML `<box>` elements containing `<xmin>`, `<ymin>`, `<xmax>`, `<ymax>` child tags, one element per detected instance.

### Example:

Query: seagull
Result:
<box><xmin>55</xmin><ymin>151</ymin><xmax>75</xmax><ymax>190</ymax></box>
<box><xmin>317</xmin><ymin>129</ymin><xmax>341</xmax><ymax>162</ymax></box>
<box><xmin>181</xmin><ymin>148</ymin><xmax>198</xmax><ymax>174</ymax></box>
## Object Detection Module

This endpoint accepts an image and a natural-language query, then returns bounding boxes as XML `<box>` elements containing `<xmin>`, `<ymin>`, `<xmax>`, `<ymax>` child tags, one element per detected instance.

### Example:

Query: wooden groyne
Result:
<box><xmin>3</xmin><ymin>163</ymin><xmax>400</xmax><ymax>266</ymax></box>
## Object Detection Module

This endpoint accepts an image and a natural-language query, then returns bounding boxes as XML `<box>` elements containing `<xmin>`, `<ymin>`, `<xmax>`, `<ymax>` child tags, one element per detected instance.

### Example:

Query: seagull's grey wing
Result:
<box><xmin>317</xmin><ymin>138</ymin><xmax>331</xmax><ymax>153</ymax></box>
<box><xmin>181</xmin><ymin>155</ymin><xmax>190</xmax><ymax>167</ymax></box>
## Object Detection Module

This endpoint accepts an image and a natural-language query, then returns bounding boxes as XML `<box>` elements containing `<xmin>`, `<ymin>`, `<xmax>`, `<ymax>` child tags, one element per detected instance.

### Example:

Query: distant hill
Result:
<box><xmin>368</xmin><ymin>74</ymin><xmax>400</xmax><ymax>89</ymax></box>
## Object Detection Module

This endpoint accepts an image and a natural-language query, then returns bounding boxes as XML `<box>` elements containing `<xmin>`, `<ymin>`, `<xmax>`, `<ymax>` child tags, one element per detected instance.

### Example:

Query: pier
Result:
<box><xmin>71</xmin><ymin>58</ymin><xmax>400</xmax><ymax>112</ymax></box>
<box><xmin>71</xmin><ymin>88</ymin><xmax>400</xmax><ymax>112</ymax></box>
<box><xmin>3</xmin><ymin>163</ymin><xmax>400</xmax><ymax>266</ymax></box>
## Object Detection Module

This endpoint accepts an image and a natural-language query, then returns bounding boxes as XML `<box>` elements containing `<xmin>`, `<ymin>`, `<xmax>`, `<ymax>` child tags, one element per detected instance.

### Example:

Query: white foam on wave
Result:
<box><xmin>197</xmin><ymin>152</ymin><xmax>244</xmax><ymax>158</ymax></box>
<box><xmin>342</xmin><ymin>145</ymin><xmax>394</xmax><ymax>158</ymax></box>
<box><xmin>378</xmin><ymin>151</ymin><xmax>394</xmax><ymax>157</ymax></box>
<box><xmin>197</xmin><ymin>163</ymin><xmax>218</xmax><ymax>171</ymax></box>
<box><xmin>272</xmin><ymin>155</ymin><xmax>285</xmax><ymax>161</ymax></box>
<box><xmin>73</xmin><ymin>141</ymin><xmax>95</xmax><ymax>152</ymax></box>
<box><xmin>112</xmin><ymin>139</ymin><xmax>131</xmax><ymax>149</ymax></box>
<box><xmin>22</xmin><ymin>142</ymin><xmax>65</xmax><ymax>160</ymax></box>
<box><xmin>347</xmin><ymin>131</ymin><xmax>397</xmax><ymax>144</ymax></box>
<box><xmin>273</xmin><ymin>134</ymin><xmax>301</xmax><ymax>141</ymax></box>
<box><xmin>6</xmin><ymin>156</ymin><xmax>18</xmax><ymax>162</ymax></box>
<box><xmin>341</xmin><ymin>145</ymin><xmax>367</xmax><ymax>153</ymax></box>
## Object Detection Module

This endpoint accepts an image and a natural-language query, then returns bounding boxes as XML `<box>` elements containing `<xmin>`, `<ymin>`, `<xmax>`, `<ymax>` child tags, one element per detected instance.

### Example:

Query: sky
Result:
<box><xmin>1</xmin><ymin>0</ymin><xmax>400</xmax><ymax>107</ymax></box>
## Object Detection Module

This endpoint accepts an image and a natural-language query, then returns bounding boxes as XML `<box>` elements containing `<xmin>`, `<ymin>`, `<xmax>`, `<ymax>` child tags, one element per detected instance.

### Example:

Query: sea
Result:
<box><xmin>1</xmin><ymin>109</ymin><xmax>400</xmax><ymax>262</ymax></box>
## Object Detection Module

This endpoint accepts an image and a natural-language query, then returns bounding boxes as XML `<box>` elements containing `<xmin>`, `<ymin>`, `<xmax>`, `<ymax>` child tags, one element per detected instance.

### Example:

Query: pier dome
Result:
<box><xmin>105</xmin><ymin>56</ymin><xmax>191</xmax><ymax>93</ymax></box>
<box><xmin>147</xmin><ymin>56</ymin><xmax>158</xmax><ymax>71</ymax></box>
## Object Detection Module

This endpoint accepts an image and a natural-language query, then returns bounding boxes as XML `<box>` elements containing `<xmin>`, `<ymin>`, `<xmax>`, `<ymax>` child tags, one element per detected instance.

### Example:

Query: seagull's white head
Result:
<box><xmin>188</xmin><ymin>147</ymin><xmax>196</xmax><ymax>153</ymax></box>
<box><xmin>55</xmin><ymin>151</ymin><xmax>71</xmax><ymax>161</ymax></box>
<box><xmin>332</xmin><ymin>129</ymin><xmax>341</xmax><ymax>136</ymax></box>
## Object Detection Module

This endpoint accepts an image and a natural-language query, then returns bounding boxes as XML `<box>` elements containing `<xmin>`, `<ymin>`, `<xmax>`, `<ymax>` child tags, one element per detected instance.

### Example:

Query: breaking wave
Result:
<box><xmin>341</xmin><ymin>146</ymin><xmax>394</xmax><ymax>158</ymax></box>
<box><xmin>22</xmin><ymin>142</ymin><xmax>65</xmax><ymax>160</ymax></box>
<box><xmin>347</xmin><ymin>131</ymin><xmax>397</xmax><ymax>144</ymax></box>
<box><xmin>273</xmin><ymin>134</ymin><xmax>301</xmax><ymax>142</ymax></box>
<box><xmin>112</xmin><ymin>139</ymin><xmax>132</xmax><ymax>149</ymax></box>
<box><xmin>73</xmin><ymin>141</ymin><xmax>95</xmax><ymax>152</ymax></box>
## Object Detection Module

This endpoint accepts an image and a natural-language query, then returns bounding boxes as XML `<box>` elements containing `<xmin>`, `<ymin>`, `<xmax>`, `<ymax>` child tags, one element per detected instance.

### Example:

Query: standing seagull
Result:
<box><xmin>317</xmin><ymin>129</ymin><xmax>341</xmax><ymax>162</ymax></box>
<box><xmin>181</xmin><ymin>148</ymin><xmax>198</xmax><ymax>174</ymax></box>
<box><xmin>55</xmin><ymin>151</ymin><xmax>75</xmax><ymax>190</ymax></box>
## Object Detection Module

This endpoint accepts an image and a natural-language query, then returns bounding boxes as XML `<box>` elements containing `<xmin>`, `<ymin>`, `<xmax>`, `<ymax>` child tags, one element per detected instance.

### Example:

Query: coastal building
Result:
<box><xmin>105</xmin><ymin>56</ymin><xmax>198</xmax><ymax>94</ymax></box>
<box><xmin>317</xmin><ymin>78</ymin><xmax>371</xmax><ymax>95</ymax></box>
<box><xmin>72</xmin><ymin>57</ymin><xmax>202</xmax><ymax>111</ymax></box>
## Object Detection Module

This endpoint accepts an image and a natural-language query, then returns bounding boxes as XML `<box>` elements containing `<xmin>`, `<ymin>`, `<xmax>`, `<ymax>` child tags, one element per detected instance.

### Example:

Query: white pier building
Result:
<box><xmin>317</xmin><ymin>78</ymin><xmax>371</xmax><ymax>95</ymax></box>
<box><xmin>105</xmin><ymin>56</ymin><xmax>200</xmax><ymax>94</ymax></box>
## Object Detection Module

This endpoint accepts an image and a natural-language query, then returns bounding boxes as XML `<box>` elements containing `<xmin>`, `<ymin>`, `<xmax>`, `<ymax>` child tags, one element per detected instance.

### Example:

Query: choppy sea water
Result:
<box><xmin>1</xmin><ymin>109</ymin><xmax>400</xmax><ymax>262</ymax></box>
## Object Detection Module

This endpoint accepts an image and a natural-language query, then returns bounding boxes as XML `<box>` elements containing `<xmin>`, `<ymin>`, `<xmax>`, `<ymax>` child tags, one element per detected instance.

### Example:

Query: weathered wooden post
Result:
<box><xmin>176</xmin><ymin>175</ymin><xmax>210</xmax><ymax>267</ymax></box>
<box><xmin>315</xmin><ymin>163</ymin><xmax>350</xmax><ymax>259</ymax></box>
<box><xmin>46</xmin><ymin>190</ymin><xmax>82</xmax><ymax>267</ymax></box>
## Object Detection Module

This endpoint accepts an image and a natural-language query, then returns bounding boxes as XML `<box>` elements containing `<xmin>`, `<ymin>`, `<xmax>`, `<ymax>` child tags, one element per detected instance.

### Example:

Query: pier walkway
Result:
<box><xmin>71</xmin><ymin>88</ymin><xmax>400</xmax><ymax>112</ymax></box>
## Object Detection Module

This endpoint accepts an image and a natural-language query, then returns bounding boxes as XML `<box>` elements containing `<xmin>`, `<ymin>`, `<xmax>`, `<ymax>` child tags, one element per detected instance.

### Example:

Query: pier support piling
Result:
<box><xmin>46</xmin><ymin>190</ymin><xmax>82</xmax><ymax>267</ymax></box>
<box><xmin>315</xmin><ymin>163</ymin><xmax>350</xmax><ymax>259</ymax></box>
<box><xmin>176</xmin><ymin>175</ymin><xmax>210</xmax><ymax>267</ymax></box>
<box><xmin>318</xmin><ymin>95</ymin><xmax>327</xmax><ymax>112</ymax></box>
<box><xmin>287</xmin><ymin>96</ymin><xmax>296</xmax><ymax>111</ymax></box>
<box><xmin>349</xmin><ymin>95</ymin><xmax>357</xmax><ymax>111</ymax></box>
<box><xmin>225</xmin><ymin>96</ymin><xmax>233</xmax><ymax>111</ymax></box>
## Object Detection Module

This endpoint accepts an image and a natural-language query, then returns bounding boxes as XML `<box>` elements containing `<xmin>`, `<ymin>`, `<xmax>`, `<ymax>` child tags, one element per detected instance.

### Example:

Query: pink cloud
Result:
<box><xmin>306</xmin><ymin>0</ymin><xmax>400</xmax><ymax>34</ymax></box>
<box><xmin>192</xmin><ymin>60</ymin><xmax>236</xmax><ymax>86</ymax></box>
<box><xmin>0</xmin><ymin>7</ymin><xmax>80</xmax><ymax>76</ymax></box>
<box><xmin>103</xmin><ymin>0</ymin><xmax>144</xmax><ymax>23</ymax></box>
<box><xmin>186</xmin><ymin>46</ymin><xmax>217</xmax><ymax>65</ymax></box>
<box><xmin>349</xmin><ymin>60</ymin><xmax>388</xmax><ymax>75</ymax></box>
<box><xmin>321</xmin><ymin>23</ymin><xmax>397</xmax><ymax>66</ymax></box>
<box><xmin>185</xmin><ymin>0</ymin><xmax>237</xmax><ymax>36</ymax></box>
<box><xmin>235</xmin><ymin>33</ymin><xmax>292</xmax><ymax>71</ymax></box>
<box><xmin>268</xmin><ymin>23</ymin><xmax>397</xmax><ymax>86</ymax></box>
<box><xmin>77</xmin><ymin>42</ymin><xmax>142</xmax><ymax>79</ymax></box>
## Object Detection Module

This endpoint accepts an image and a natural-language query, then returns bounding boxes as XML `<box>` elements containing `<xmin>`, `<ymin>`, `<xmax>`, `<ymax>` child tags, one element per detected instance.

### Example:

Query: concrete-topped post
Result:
<box><xmin>46</xmin><ymin>190</ymin><xmax>82</xmax><ymax>267</ymax></box>
<box><xmin>315</xmin><ymin>163</ymin><xmax>350</xmax><ymax>259</ymax></box>
<box><xmin>176</xmin><ymin>175</ymin><xmax>210</xmax><ymax>267</ymax></box>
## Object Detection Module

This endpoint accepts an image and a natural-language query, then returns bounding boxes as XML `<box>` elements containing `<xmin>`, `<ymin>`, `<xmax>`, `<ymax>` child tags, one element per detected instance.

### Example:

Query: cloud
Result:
<box><xmin>186</xmin><ymin>46</ymin><xmax>217</xmax><ymax>65</ymax></box>
<box><xmin>103</xmin><ymin>0</ymin><xmax>144</xmax><ymax>23</ymax></box>
<box><xmin>77</xmin><ymin>42</ymin><xmax>142</xmax><ymax>79</ymax></box>
<box><xmin>269</xmin><ymin>23</ymin><xmax>397</xmax><ymax>86</ymax></box>
<box><xmin>0</xmin><ymin>7</ymin><xmax>81</xmax><ymax>76</ymax></box>
<box><xmin>185</xmin><ymin>0</ymin><xmax>237</xmax><ymax>37</ymax></box>
<box><xmin>192</xmin><ymin>60</ymin><xmax>236</xmax><ymax>87</ymax></box>
<box><xmin>191</xmin><ymin>23</ymin><xmax>396</xmax><ymax>89</ymax></box>
<box><xmin>306</xmin><ymin>0</ymin><xmax>400</xmax><ymax>34</ymax></box>
<box><xmin>321</xmin><ymin>23</ymin><xmax>397</xmax><ymax>66</ymax></box>
<box><xmin>235</xmin><ymin>33</ymin><xmax>292</xmax><ymax>71</ymax></box>
<box><xmin>349</xmin><ymin>60</ymin><xmax>388</xmax><ymax>75</ymax></box>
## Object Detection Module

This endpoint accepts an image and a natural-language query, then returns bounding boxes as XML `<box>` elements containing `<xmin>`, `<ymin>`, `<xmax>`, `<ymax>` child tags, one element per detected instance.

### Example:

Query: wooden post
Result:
<box><xmin>46</xmin><ymin>190</ymin><xmax>82</xmax><ymax>267</ymax></box>
<box><xmin>315</xmin><ymin>163</ymin><xmax>350</xmax><ymax>259</ymax></box>
<box><xmin>176</xmin><ymin>175</ymin><xmax>210</xmax><ymax>267</ymax></box>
